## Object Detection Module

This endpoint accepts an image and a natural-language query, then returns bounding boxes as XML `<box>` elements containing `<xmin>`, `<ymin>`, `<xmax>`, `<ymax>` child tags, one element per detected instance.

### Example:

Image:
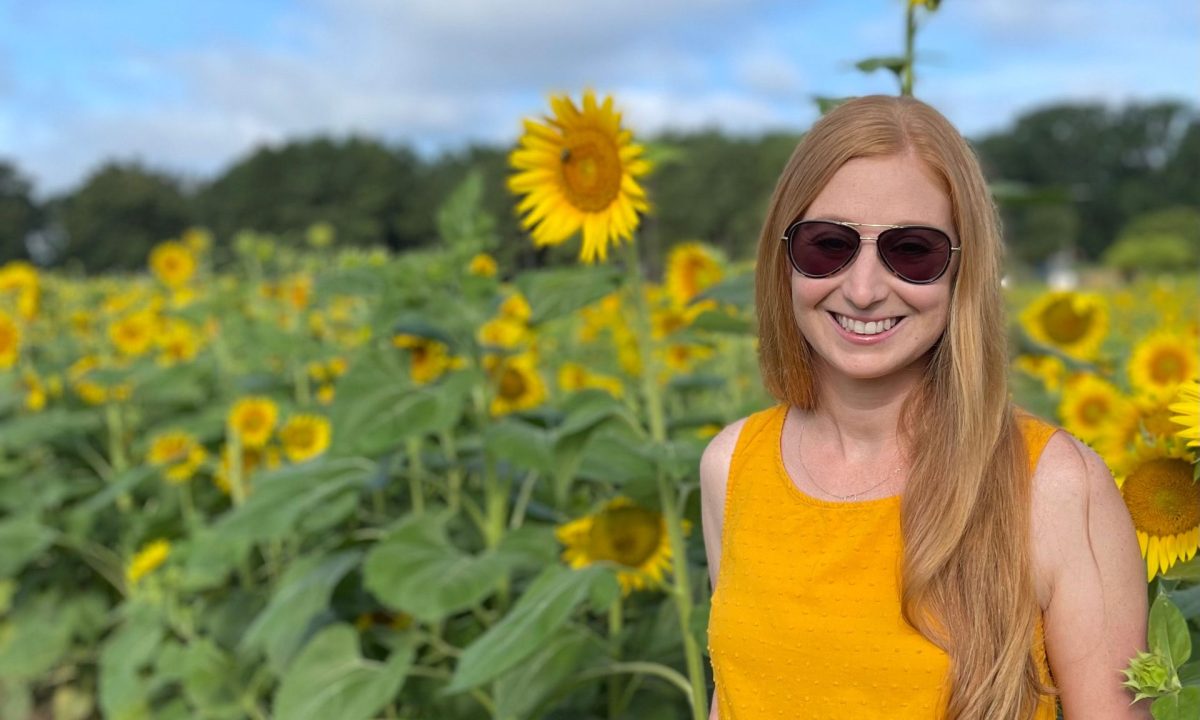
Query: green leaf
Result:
<box><xmin>1167</xmin><ymin>583</ymin><xmax>1200</xmax><ymax>620</ymax></box>
<box><xmin>184</xmin><ymin>460</ymin><xmax>369</xmax><ymax>589</ymax></box>
<box><xmin>98</xmin><ymin>603</ymin><xmax>164</xmax><ymax>720</ymax></box>
<box><xmin>1180</xmin><ymin>661</ymin><xmax>1200</xmax><ymax>687</ymax></box>
<box><xmin>273</xmin><ymin>624</ymin><xmax>417</xmax><ymax>720</ymax></box>
<box><xmin>241</xmin><ymin>550</ymin><xmax>362</xmax><ymax>672</ymax></box>
<box><xmin>485</xmin><ymin>419</ymin><xmax>553</xmax><ymax>474</ymax></box>
<box><xmin>690</xmin><ymin>309</ymin><xmax>752</xmax><ymax>334</ymax></box>
<box><xmin>492</xmin><ymin>625</ymin><xmax>603</xmax><ymax>720</ymax></box>
<box><xmin>1151</xmin><ymin>594</ymin><xmax>1192</xmax><ymax>667</ymax></box>
<box><xmin>445</xmin><ymin>564</ymin><xmax>610</xmax><ymax>694</ymax></box>
<box><xmin>693</xmin><ymin>272</ymin><xmax>753</xmax><ymax>307</ymax></box>
<box><xmin>0</xmin><ymin>408</ymin><xmax>102</xmax><ymax>451</ymax></box>
<box><xmin>0</xmin><ymin>593</ymin><xmax>74</xmax><ymax>680</ymax></box>
<box><xmin>854</xmin><ymin>56</ymin><xmax>908</xmax><ymax>76</ymax></box>
<box><xmin>363</xmin><ymin>512</ymin><xmax>519</xmax><ymax>623</ymax></box>
<box><xmin>1163</xmin><ymin>555</ymin><xmax>1200</xmax><ymax>581</ymax></box>
<box><xmin>813</xmin><ymin>96</ymin><xmax>855</xmax><ymax>115</ymax></box>
<box><xmin>179</xmin><ymin>638</ymin><xmax>248</xmax><ymax>717</ymax></box>
<box><xmin>578</xmin><ymin>431</ymin><xmax>656</xmax><ymax>485</ymax></box>
<box><xmin>0</xmin><ymin>517</ymin><xmax>55</xmax><ymax>577</ymax></box>
<box><xmin>514</xmin><ymin>265</ymin><xmax>623</xmax><ymax>325</ymax></box>
<box><xmin>1152</xmin><ymin>686</ymin><xmax>1200</xmax><ymax>719</ymax></box>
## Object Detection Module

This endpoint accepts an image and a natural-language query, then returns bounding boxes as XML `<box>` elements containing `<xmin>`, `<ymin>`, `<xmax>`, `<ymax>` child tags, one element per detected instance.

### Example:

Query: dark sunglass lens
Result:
<box><xmin>879</xmin><ymin>228</ymin><xmax>951</xmax><ymax>282</ymax></box>
<box><xmin>789</xmin><ymin>222</ymin><xmax>859</xmax><ymax>276</ymax></box>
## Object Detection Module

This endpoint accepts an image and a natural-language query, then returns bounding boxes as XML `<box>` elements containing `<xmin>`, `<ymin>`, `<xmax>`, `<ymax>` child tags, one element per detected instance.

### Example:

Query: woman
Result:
<box><xmin>701</xmin><ymin>95</ymin><xmax>1149</xmax><ymax>719</ymax></box>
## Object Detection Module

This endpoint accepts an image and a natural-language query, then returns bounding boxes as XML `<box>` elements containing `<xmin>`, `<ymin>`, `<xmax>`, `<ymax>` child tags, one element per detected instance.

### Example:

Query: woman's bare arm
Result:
<box><xmin>1035</xmin><ymin>432</ymin><xmax>1152</xmax><ymax>719</ymax></box>
<box><xmin>699</xmin><ymin>418</ymin><xmax>745</xmax><ymax>720</ymax></box>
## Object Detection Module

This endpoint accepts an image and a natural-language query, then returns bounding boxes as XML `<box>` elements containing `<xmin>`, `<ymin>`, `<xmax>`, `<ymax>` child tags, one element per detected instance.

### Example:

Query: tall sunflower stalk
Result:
<box><xmin>509</xmin><ymin>91</ymin><xmax>708</xmax><ymax>719</ymax></box>
<box><xmin>622</xmin><ymin>239</ymin><xmax>709</xmax><ymax>720</ymax></box>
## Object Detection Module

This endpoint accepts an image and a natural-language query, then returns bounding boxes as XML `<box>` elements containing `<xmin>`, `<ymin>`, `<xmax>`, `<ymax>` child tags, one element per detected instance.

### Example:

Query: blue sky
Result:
<box><xmin>1</xmin><ymin>0</ymin><xmax>1196</xmax><ymax>197</ymax></box>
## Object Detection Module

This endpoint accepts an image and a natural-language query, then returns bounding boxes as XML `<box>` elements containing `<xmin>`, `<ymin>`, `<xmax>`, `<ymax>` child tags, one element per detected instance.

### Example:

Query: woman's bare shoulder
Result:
<box><xmin>699</xmin><ymin>417</ymin><xmax>751</xmax><ymax>496</ymax></box>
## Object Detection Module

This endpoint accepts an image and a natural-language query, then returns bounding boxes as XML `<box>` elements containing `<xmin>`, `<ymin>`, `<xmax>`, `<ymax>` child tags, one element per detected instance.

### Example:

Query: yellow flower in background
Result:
<box><xmin>555</xmin><ymin>497</ymin><xmax>691</xmax><ymax>596</ymax></box>
<box><xmin>665</xmin><ymin>242</ymin><xmax>724</xmax><ymax>307</ymax></box>
<box><xmin>214</xmin><ymin>443</ymin><xmax>281</xmax><ymax>495</ymax></box>
<box><xmin>1019</xmin><ymin>290</ymin><xmax>1108</xmax><ymax>361</ymax></box>
<box><xmin>557</xmin><ymin>361</ymin><xmax>625</xmax><ymax>398</ymax></box>
<box><xmin>181</xmin><ymin>227</ymin><xmax>212</xmax><ymax>254</ymax></box>
<box><xmin>156</xmin><ymin>318</ymin><xmax>201</xmax><ymax>366</ymax></box>
<box><xmin>1129</xmin><ymin>331</ymin><xmax>1196</xmax><ymax>399</ymax></box>
<box><xmin>148</xmin><ymin>240</ymin><xmax>196</xmax><ymax>288</ymax></box>
<box><xmin>147</xmin><ymin>430</ymin><xmax>207</xmax><ymax>484</ymax></box>
<box><xmin>578</xmin><ymin>292</ymin><xmax>624</xmax><ymax>343</ymax></box>
<box><xmin>307</xmin><ymin>222</ymin><xmax>335</xmax><ymax>248</ymax></box>
<box><xmin>392</xmin><ymin>334</ymin><xmax>466</xmax><ymax>385</ymax></box>
<box><xmin>109</xmin><ymin>309</ymin><xmax>159</xmax><ymax>357</ymax></box>
<box><xmin>316</xmin><ymin>383</ymin><xmax>335</xmax><ymax>405</ymax></box>
<box><xmin>1012</xmin><ymin>354</ymin><xmax>1068</xmax><ymax>393</ymax></box>
<box><xmin>477</xmin><ymin>317</ymin><xmax>530</xmax><ymax>350</ymax></box>
<box><xmin>279</xmin><ymin>414</ymin><xmax>332</xmax><ymax>463</ymax></box>
<box><xmin>498</xmin><ymin>291</ymin><xmax>532</xmax><ymax>324</ymax></box>
<box><xmin>126</xmin><ymin>539</ymin><xmax>171</xmax><ymax>586</ymax></box>
<box><xmin>508</xmin><ymin>90</ymin><xmax>651</xmax><ymax>264</ymax></box>
<box><xmin>228</xmin><ymin>397</ymin><xmax>279</xmax><ymax>448</ymax></box>
<box><xmin>1057</xmin><ymin>374</ymin><xmax>1129</xmax><ymax>445</ymax></box>
<box><xmin>1169</xmin><ymin>380</ymin><xmax>1199</xmax><ymax>448</ymax></box>
<box><xmin>0</xmin><ymin>311</ymin><xmax>20</xmax><ymax>368</ymax></box>
<box><xmin>21</xmin><ymin>370</ymin><xmax>46</xmax><ymax>412</ymax></box>
<box><xmin>660</xmin><ymin>342</ymin><xmax>714</xmax><ymax>374</ymax></box>
<box><xmin>0</xmin><ymin>261</ymin><xmax>40</xmax><ymax>319</ymax></box>
<box><xmin>1115</xmin><ymin>438</ymin><xmax>1200</xmax><ymax>581</ymax></box>
<box><xmin>469</xmin><ymin>253</ymin><xmax>498</xmax><ymax>277</ymax></box>
<box><xmin>489</xmin><ymin>352</ymin><xmax>548</xmax><ymax>416</ymax></box>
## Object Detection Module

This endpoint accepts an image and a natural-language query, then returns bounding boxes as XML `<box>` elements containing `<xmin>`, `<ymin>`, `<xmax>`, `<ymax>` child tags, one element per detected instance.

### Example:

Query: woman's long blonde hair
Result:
<box><xmin>755</xmin><ymin>95</ymin><xmax>1056</xmax><ymax>718</ymax></box>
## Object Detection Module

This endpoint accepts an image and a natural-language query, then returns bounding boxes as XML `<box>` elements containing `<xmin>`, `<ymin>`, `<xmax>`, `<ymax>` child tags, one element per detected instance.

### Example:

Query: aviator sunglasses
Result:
<box><xmin>781</xmin><ymin>219</ymin><xmax>960</xmax><ymax>284</ymax></box>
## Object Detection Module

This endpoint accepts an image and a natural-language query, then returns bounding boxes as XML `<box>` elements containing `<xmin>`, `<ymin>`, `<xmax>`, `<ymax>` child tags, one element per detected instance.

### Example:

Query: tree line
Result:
<box><xmin>0</xmin><ymin>99</ymin><xmax>1195</xmax><ymax>276</ymax></box>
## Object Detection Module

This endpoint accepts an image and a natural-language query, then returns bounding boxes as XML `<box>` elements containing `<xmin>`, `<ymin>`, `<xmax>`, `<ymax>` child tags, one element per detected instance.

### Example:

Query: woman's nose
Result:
<box><xmin>840</xmin><ymin>239</ymin><xmax>890</xmax><ymax>308</ymax></box>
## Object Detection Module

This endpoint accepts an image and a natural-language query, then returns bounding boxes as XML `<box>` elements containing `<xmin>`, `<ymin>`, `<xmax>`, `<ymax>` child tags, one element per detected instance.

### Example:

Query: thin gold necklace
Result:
<box><xmin>796</xmin><ymin>420</ymin><xmax>903</xmax><ymax>501</ymax></box>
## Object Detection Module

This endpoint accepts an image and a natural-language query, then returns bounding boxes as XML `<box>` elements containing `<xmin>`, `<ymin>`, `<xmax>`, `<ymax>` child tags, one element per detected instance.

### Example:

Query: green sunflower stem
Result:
<box><xmin>406</xmin><ymin>435</ymin><xmax>426</xmax><ymax>515</ymax></box>
<box><xmin>293</xmin><ymin>362</ymin><xmax>311</xmax><ymax>407</ymax></box>
<box><xmin>105</xmin><ymin>402</ymin><xmax>132</xmax><ymax>512</ymax></box>
<box><xmin>227</xmin><ymin>426</ymin><xmax>248</xmax><ymax>508</ymax></box>
<box><xmin>620</xmin><ymin>238</ymin><xmax>709</xmax><ymax>720</ymax></box>
<box><xmin>902</xmin><ymin>1</ymin><xmax>917</xmax><ymax>96</ymax></box>
<box><xmin>608</xmin><ymin>597</ymin><xmax>624</xmax><ymax>720</ymax></box>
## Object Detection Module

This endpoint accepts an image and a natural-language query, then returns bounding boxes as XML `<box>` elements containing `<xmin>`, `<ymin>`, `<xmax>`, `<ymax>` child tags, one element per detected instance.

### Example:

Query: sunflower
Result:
<box><xmin>489</xmin><ymin>353</ymin><xmax>548</xmax><ymax>416</ymax></box>
<box><xmin>392</xmin><ymin>334</ymin><xmax>466</xmax><ymax>385</ymax></box>
<box><xmin>557</xmin><ymin>361</ymin><xmax>624</xmax><ymax>398</ymax></box>
<box><xmin>468</xmin><ymin>253</ymin><xmax>498</xmax><ymax>278</ymax></box>
<box><xmin>126</xmin><ymin>539</ymin><xmax>171</xmax><ymax>587</ymax></box>
<box><xmin>1114</xmin><ymin>438</ymin><xmax>1200</xmax><ymax>581</ymax></box>
<box><xmin>279</xmin><ymin>414</ymin><xmax>332</xmax><ymax>463</ymax></box>
<box><xmin>213</xmin><ymin>443</ymin><xmax>281</xmax><ymax>495</ymax></box>
<box><xmin>156</xmin><ymin>318</ymin><xmax>201</xmax><ymax>366</ymax></box>
<box><xmin>555</xmin><ymin>497</ymin><xmax>691</xmax><ymax>596</ymax></box>
<box><xmin>0</xmin><ymin>261</ymin><xmax>40</xmax><ymax>319</ymax></box>
<box><xmin>1019</xmin><ymin>290</ymin><xmax>1108</xmax><ymax>361</ymax></box>
<box><xmin>665</xmin><ymin>242</ymin><xmax>724</xmax><ymax>307</ymax></box>
<box><xmin>147</xmin><ymin>430</ymin><xmax>207</xmax><ymax>484</ymax></box>
<box><xmin>149</xmin><ymin>240</ymin><xmax>196</xmax><ymax>288</ymax></box>
<box><xmin>1129</xmin><ymin>331</ymin><xmax>1197</xmax><ymax>400</ymax></box>
<box><xmin>1057</xmin><ymin>374</ymin><xmax>1129</xmax><ymax>445</ymax></box>
<box><xmin>1169</xmin><ymin>380</ymin><xmax>1199</xmax><ymax>448</ymax></box>
<box><xmin>1012</xmin><ymin>354</ymin><xmax>1068</xmax><ymax>393</ymax></box>
<box><xmin>508</xmin><ymin>90</ymin><xmax>651</xmax><ymax>264</ymax></box>
<box><xmin>182</xmin><ymin>227</ymin><xmax>212</xmax><ymax>254</ymax></box>
<box><xmin>0</xmin><ymin>311</ymin><xmax>20</xmax><ymax>368</ymax></box>
<box><xmin>228</xmin><ymin>396</ymin><xmax>279</xmax><ymax>448</ymax></box>
<box><xmin>21</xmin><ymin>370</ymin><xmax>46</xmax><ymax>412</ymax></box>
<box><xmin>109</xmin><ymin>310</ymin><xmax>159</xmax><ymax>357</ymax></box>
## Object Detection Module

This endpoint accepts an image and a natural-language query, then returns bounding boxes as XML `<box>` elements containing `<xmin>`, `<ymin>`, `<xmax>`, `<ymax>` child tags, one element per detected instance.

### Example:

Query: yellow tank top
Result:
<box><xmin>707</xmin><ymin>404</ymin><xmax>1058</xmax><ymax>719</ymax></box>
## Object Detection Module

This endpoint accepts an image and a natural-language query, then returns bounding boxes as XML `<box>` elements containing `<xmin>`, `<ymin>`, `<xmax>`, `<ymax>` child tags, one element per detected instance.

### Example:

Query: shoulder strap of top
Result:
<box><xmin>1015</xmin><ymin>409</ymin><xmax>1060</xmax><ymax>474</ymax></box>
<box><xmin>728</xmin><ymin>404</ymin><xmax>786</xmax><ymax>479</ymax></box>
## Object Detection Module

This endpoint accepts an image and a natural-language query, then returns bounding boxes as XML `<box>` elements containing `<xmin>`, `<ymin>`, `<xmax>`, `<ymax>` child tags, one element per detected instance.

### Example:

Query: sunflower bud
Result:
<box><xmin>1121</xmin><ymin>650</ymin><xmax>1181</xmax><ymax>703</ymax></box>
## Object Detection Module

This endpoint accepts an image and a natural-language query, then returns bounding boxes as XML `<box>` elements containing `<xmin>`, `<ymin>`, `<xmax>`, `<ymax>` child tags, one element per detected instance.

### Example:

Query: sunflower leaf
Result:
<box><xmin>363</xmin><ymin>511</ymin><xmax>523</xmax><ymax>623</ymax></box>
<box><xmin>444</xmin><ymin>564</ymin><xmax>609</xmax><ymax>694</ymax></box>
<box><xmin>1150</xmin><ymin>593</ymin><xmax>1192</xmax><ymax>667</ymax></box>
<box><xmin>1151</xmin><ymin>686</ymin><xmax>1200</xmax><ymax>719</ymax></box>
<box><xmin>493</xmin><ymin>625</ymin><xmax>604</xmax><ymax>720</ymax></box>
<box><xmin>0</xmin><ymin>517</ymin><xmax>55</xmax><ymax>577</ymax></box>
<box><xmin>514</xmin><ymin>265</ymin><xmax>623</xmax><ymax>325</ymax></box>
<box><xmin>273</xmin><ymin>624</ymin><xmax>417</xmax><ymax>720</ymax></box>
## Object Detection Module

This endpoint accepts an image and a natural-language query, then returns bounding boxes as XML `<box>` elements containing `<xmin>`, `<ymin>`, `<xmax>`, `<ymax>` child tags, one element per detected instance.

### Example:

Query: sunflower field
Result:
<box><xmin>0</xmin><ymin>82</ymin><xmax>1198</xmax><ymax>720</ymax></box>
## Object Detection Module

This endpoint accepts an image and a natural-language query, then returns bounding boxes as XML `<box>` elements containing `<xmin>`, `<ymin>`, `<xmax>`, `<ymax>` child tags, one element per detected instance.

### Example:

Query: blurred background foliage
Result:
<box><xmin>4</xmin><ymin>99</ymin><xmax>1196</xmax><ymax>277</ymax></box>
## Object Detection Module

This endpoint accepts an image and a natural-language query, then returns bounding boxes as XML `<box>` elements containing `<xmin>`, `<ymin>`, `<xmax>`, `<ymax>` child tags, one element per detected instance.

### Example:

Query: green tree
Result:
<box><xmin>197</xmin><ymin>137</ymin><xmax>424</xmax><ymax>252</ymax></box>
<box><xmin>1102</xmin><ymin>206</ymin><xmax>1200</xmax><ymax>277</ymax></box>
<box><xmin>0</xmin><ymin>161</ymin><xmax>39</xmax><ymax>262</ymax></box>
<box><xmin>53</xmin><ymin>163</ymin><xmax>193</xmax><ymax>272</ymax></box>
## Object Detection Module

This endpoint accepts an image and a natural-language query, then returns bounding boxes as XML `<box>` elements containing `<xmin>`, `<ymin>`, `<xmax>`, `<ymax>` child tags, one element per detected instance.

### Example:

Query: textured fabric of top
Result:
<box><xmin>707</xmin><ymin>404</ymin><xmax>1058</xmax><ymax>719</ymax></box>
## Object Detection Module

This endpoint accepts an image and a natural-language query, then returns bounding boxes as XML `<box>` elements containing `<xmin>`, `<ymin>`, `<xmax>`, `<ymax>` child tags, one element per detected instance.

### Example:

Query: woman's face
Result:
<box><xmin>789</xmin><ymin>152</ymin><xmax>958</xmax><ymax>384</ymax></box>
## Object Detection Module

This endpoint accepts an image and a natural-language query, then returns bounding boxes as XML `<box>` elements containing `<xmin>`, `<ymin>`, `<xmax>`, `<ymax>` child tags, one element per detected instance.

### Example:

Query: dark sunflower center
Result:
<box><xmin>498</xmin><ymin>367</ymin><xmax>527</xmax><ymax>400</ymax></box>
<box><xmin>1150</xmin><ymin>350</ymin><xmax>1185</xmax><ymax>385</ymax></box>
<box><xmin>1039</xmin><ymin>297</ymin><xmax>1093</xmax><ymax>344</ymax></box>
<box><xmin>1122</xmin><ymin>458</ymin><xmax>1200</xmax><ymax>536</ymax></box>
<box><xmin>1079</xmin><ymin>397</ymin><xmax>1110</xmax><ymax>426</ymax></box>
<box><xmin>560</xmin><ymin>128</ymin><xmax>622</xmax><ymax>212</ymax></box>
<box><xmin>289</xmin><ymin>425</ymin><xmax>315</xmax><ymax>448</ymax></box>
<box><xmin>242</xmin><ymin>410</ymin><xmax>266</xmax><ymax>432</ymax></box>
<box><xmin>590</xmin><ymin>506</ymin><xmax>662</xmax><ymax>567</ymax></box>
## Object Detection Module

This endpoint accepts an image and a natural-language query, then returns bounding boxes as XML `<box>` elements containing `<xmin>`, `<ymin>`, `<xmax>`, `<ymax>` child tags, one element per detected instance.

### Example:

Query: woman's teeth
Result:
<box><xmin>834</xmin><ymin>313</ymin><xmax>900</xmax><ymax>335</ymax></box>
